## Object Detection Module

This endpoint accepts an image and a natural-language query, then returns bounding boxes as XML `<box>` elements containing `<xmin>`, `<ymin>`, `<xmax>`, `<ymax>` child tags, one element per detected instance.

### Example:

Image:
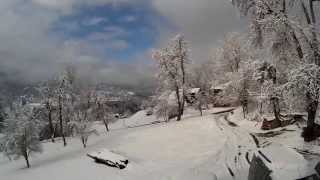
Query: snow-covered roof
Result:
<box><xmin>210</xmin><ymin>82</ymin><xmax>232</xmax><ymax>90</ymax></box>
<box><xmin>188</xmin><ymin>88</ymin><xmax>200</xmax><ymax>94</ymax></box>
<box><xmin>26</xmin><ymin>103</ymin><xmax>43</xmax><ymax>108</ymax></box>
<box><xmin>127</xmin><ymin>91</ymin><xmax>135</xmax><ymax>95</ymax></box>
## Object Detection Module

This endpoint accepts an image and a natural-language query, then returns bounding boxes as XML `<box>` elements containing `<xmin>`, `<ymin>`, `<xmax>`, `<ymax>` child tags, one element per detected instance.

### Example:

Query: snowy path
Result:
<box><xmin>192</xmin><ymin>112</ymin><xmax>258</xmax><ymax>180</ymax></box>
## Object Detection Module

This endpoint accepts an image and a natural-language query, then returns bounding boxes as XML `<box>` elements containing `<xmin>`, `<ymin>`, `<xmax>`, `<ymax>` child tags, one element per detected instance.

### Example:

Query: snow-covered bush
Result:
<box><xmin>155</xmin><ymin>100</ymin><xmax>171</xmax><ymax>122</ymax></box>
<box><xmin>0</xmin><ymin>104</ymin><xmax>43</xmax><ymax>168</ymax></box>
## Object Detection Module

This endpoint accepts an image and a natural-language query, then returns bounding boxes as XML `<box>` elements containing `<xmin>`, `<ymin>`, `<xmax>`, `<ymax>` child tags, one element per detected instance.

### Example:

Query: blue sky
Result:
<box><xmin>52</xmin><ymin>2</ymin><xmax>172</xmax><ymax>61</ymax></box>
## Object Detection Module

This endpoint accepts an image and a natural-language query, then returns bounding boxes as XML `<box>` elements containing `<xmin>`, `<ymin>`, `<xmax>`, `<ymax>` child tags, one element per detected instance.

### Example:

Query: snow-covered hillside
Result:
<box><xmin>0</xmin><ymin>108</ymin><xmax>319</xmax><ymax>180</ymax></box>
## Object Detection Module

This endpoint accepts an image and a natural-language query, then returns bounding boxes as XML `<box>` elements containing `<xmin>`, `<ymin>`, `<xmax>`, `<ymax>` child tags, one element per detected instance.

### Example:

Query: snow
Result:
<box><xmin>259</xmin><ymin>144</ymin><xmax>315</xmax><ymax>180</ymax></box>
<box><xmin>123</xmin><ymin>110</ymin><xmax>163</xmax><ymax>128</ymax></box>
<box><xmin>26</xmin><ymin>103</ymin><xmax>42</xmax><ymax>107</ymax></box>
<box><xmin>88</xmin><ymin>149</ymin><xmax>127</xmax><ymax>163</ymax></box>
<box><xmin>211</xmin><ymin>82</ymin><xmax>232</xmax><ymax>90</ymax></box>
<box><xmin>87</xmin><ymin>149</ymin><xmax>128</xmax><ymax>168</ymax></box>
<box><xmin>0</xmin><ymin>107</ymin><xmax>319</xmax><ymax>180</ymax></box>
<box><xmin>189</xmin><ymin>88</ymin><xmax>200</xmax><ymax>94</ymax></box>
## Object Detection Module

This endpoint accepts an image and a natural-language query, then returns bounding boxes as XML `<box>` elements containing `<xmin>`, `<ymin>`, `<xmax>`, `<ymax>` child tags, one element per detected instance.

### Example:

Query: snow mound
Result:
<box><xmin>125</xmin><ymin>110</ymin><xmax>161</xmax><ymax>127</ymax></box>
<box><xmin>256</xmin><ymin>144</ymin><xmax>316</xmax><ymax>180</ymax></box>
<box><xmin>87</xmin><ymin>149</ymin><xmax>128</xmax><ymax>169</ymax></box>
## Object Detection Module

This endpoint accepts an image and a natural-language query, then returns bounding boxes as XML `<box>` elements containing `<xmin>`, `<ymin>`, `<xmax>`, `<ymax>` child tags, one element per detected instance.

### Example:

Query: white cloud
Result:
<box><xmin>120</xmin><ymin>15</ymin><xmax>137</xmax><ymax>23</ymax></box>
<box><xmin>151</xmin><ymin>0</ymin><xmax>246</xmax><ymax>61</ymax></box>
<box><xmin>82</xmin><ymin>17</ymin><xmax>108</xmax><ymax>26</ymax></box>
<box><xmin>104</xmin><ymin>26</ymin><xmax>128</xmax><ymax>37</ymax></box>
<box><xmin>31</xmin><ymin>0</ymin><xmax>139</xmax><ymax>13</ymax></box>
<box><xmin>109</xmin><ymin>39</ymin><xmax>129</xmax><ymax>50</ymax></box>
<box><xmin>0</xmin><ymin>0</ymin><xmax>137</xmax><ymax>84</ymax></box>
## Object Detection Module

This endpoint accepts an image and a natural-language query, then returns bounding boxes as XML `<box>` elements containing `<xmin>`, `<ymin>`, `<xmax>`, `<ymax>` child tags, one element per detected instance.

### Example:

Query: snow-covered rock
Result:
<box><xmin>87</xmin><ymin>149</ymin><xmax>128</xmax><ymax>169</ymax></box>
<box><xmin>251</xmin><ymin>145</ymin><xmax>318</xmax><ymax>180</ymax></box>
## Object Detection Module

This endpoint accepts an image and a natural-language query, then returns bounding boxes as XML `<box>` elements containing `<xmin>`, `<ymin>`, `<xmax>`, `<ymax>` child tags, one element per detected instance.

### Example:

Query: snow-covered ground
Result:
<box><xmin>0</xmin><ymin>107</ymin><xmax>319</xmax><ymax>180</ymax></box>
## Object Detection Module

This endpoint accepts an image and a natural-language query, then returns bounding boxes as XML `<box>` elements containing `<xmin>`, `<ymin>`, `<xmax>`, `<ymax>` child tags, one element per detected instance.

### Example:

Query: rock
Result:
<box><xmin>248</xmin><ymin>155</ymin><xmax>272</xmax><ymax>180</ymax></box>
<box><xmin>315</xmin><ymin>162</ymin><xmax>320</xmax><ymax>176</ymax></box>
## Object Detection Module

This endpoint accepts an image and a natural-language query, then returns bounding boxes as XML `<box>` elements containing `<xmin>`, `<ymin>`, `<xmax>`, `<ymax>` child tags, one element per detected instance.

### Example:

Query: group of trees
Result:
<box><xmin>152</xmin><ymin>0</ymin><xmax>320</xmax><ymax>142</ymax></box>
<box><xmin>231</xmin><ymin>0</ymin><xmax>320</xmax><ymax>141</ymax></box>
<box><xmin>0</xmin><ymin>67</ymin><xmax>114</xmax><ymax>168</ymax></box>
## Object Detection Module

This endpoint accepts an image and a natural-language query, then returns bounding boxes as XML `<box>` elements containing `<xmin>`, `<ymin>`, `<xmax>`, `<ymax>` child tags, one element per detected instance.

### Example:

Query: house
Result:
<box><xmin>209</xmin><ymin>82</ymin><xmax>231</xmax><ymax>96</ymax></box>
<box><xmin>159</xmin><ymin>88</ymin><xmax>202</xmax><ymax>106</ymax></box>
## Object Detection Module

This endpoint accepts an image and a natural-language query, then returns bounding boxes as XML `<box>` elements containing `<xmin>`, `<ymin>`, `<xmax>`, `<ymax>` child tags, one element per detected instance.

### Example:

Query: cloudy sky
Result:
<box><xmin>0</xmin><ymin>0</ymin><xmax>245</xmax><ymax>87</ymax></box>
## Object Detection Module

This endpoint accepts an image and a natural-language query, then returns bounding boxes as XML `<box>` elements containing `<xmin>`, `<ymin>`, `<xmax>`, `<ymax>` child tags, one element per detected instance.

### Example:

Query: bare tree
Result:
<box><xmin>222</xmin><ymin>33</ymin><xmax>246</xmax><ymax>73</ymax></box>
<box><xmin>1</xmin><ymin>104</ymin><xmax>43</xmax><ymax>168</ymax></box>
<box><xmin>71</xmin><ymin>110</ymin><xmax>98</xmax><ymax>148</ymax></box>
<box><xmin>55</xmin><ymin>67</ymin><xmax>77</xmax><ymax>146</ymax></box>
<box><xmin>38</xmin><ymin>79</ymin><xmax>58</xmax><ymax>143</ymax></box>
<box><xmin>152</xmin><ymin>34</ymin><xmax>190</xmax><ymax>121</ymax></box>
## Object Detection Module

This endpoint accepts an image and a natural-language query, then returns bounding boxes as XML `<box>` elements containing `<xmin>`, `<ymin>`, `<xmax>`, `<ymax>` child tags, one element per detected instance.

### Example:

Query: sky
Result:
<box><xmin>0</xmin><ymin>0</ymin><xmax>245</xmax><ymax>87</ymax></box>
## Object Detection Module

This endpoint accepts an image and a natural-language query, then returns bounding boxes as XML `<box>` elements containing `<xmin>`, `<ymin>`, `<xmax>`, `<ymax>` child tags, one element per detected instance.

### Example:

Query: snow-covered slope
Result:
<box><xmin>0</xmin><ymin>108</ymin><xmax>319</xmax><ymax>180</ymax></box>
<box><xmin>124</xmin><ymin>110</ymin><xmax>162</xmax><ymax>127</ymax></box>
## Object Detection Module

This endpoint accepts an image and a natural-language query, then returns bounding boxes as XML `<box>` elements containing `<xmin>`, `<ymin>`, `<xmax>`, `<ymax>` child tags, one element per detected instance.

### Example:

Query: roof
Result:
<box><xmin>188</xmin><ymin>88</ymin><xmax>200</xmax><ymax>94</ymax></box>
<box><xmin>210</xmin><ymin>82</ymin><xmax>232</xmax><ymax>90</ymax></box>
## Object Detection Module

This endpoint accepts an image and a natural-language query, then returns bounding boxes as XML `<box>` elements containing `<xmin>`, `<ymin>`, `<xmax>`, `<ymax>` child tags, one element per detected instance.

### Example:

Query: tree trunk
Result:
<box><xmin>303</xmin><ymin>93</ymin><xmax>319</xmax><ymax>142</ymax></box>
<box><xmin>24</xmin><ymin>153</ymin><xmax>30</xmax><ymax>168</ymax></box>
<box><xmin>307</xmin><ymin>101</ymin><xmax>317</xmax><ymax>128</ymax></box>
<box><xmin>175</xmin><ymin>85</ymin><xmax>182</xmax><ymax>121</ymax></box>
<box><xmin>47</xmin><ymin>103</ymin><xmax>55</xmax><ymax>143</ymax></box>
<box><xmin>242</xmin><ymin>105</ymin><xmax>246</xmax><ymax>119</ymax></box>
<box><xmin>103</xmin><ymin>119</ymin><xmax>109</xmax><ymax>132</ymax></box>
<box><xmin>23</xmin><ymin>128</ymin><xmax>30</xmax><ymax>168</ymax></box>
<box><xmin>81</xmin><ymin>137</ymin><xmax>87</xmax><ymax>148</ymax></box>
<box><xmin>270</xmin><ymin>67</ymin><xmax>281</xmax><ymax>126</ymax></box>
<box><xmin>59</xmin><ymin>96</ymin><xmax>67</xmax><ymax>147</ymax></box>
<box><xmin>178</xmin><ymin>38</ymin><xmax>186</xmax><ymax>120</ymax></box>
<box><xmin>271</xmin><ymin>97</ymin><xmax>281</xmax><ymax>127</ymax></box>
<box><xmin>199</xmin><ymin>103</ymin><xmax>203</xmax><ymax>116</ymax></box>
